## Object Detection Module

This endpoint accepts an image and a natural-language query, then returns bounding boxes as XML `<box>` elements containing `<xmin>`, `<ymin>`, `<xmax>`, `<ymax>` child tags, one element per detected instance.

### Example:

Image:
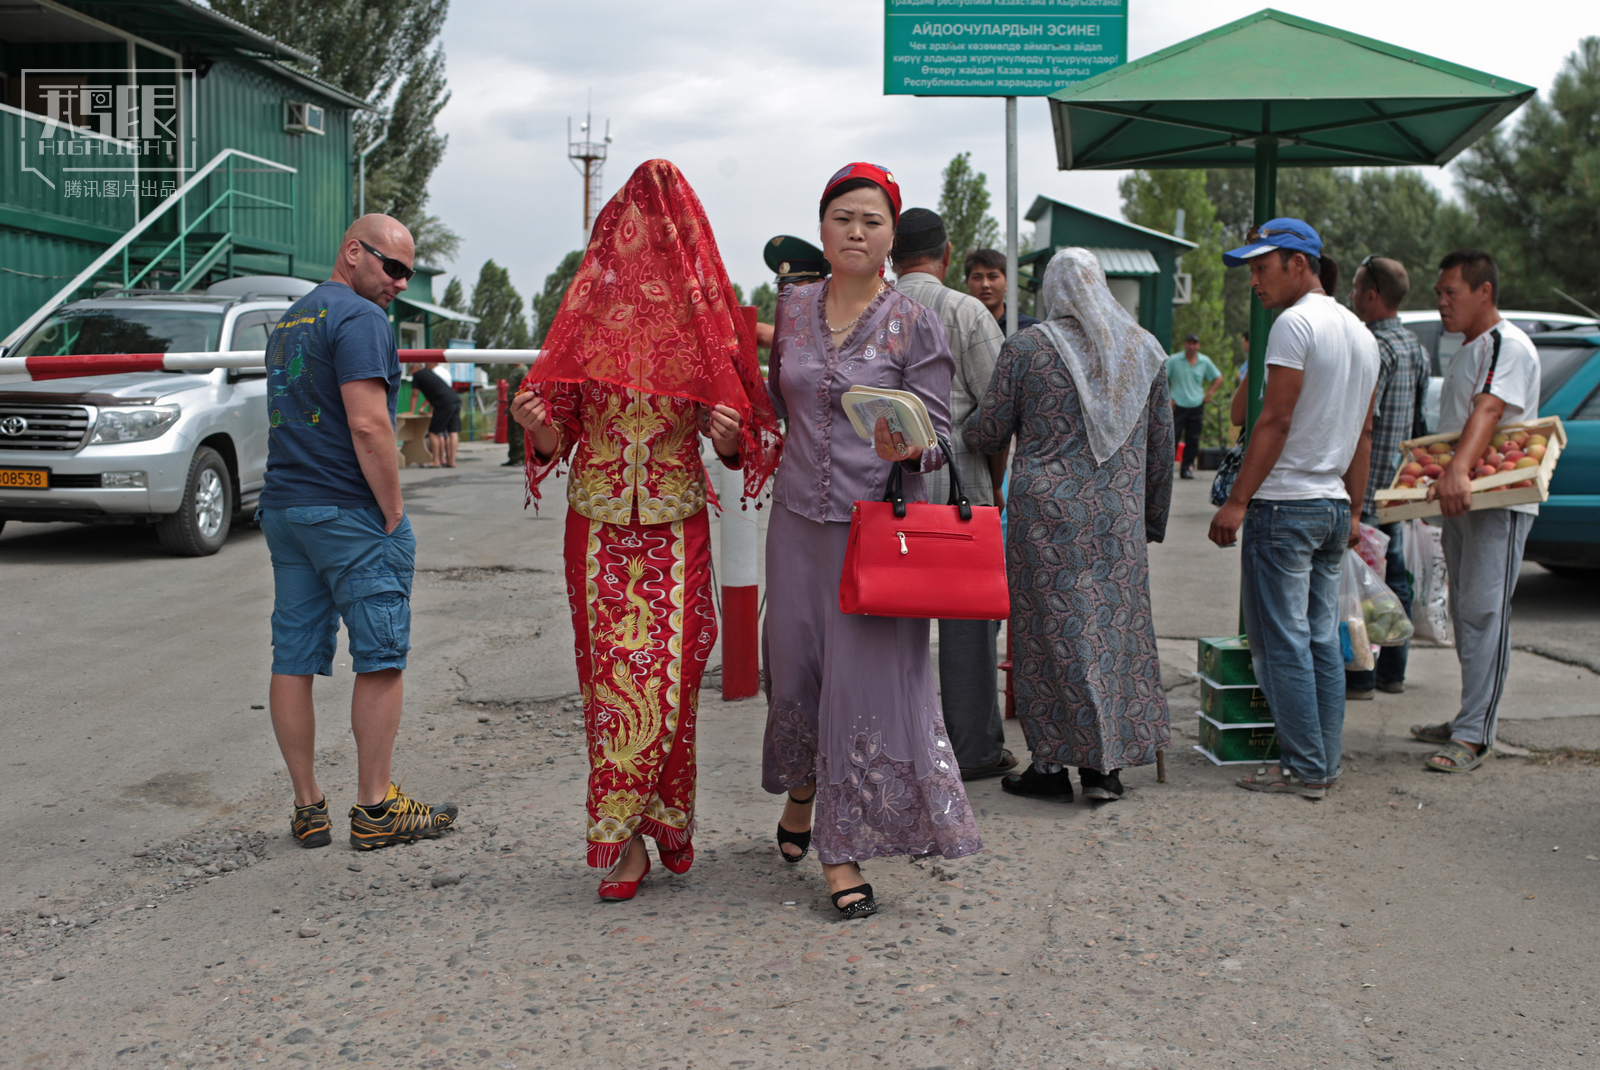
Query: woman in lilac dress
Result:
<box><xmin>762</xmin><ymin>163</ymin><xmax>983</xmax><ymax>920</ymax></box>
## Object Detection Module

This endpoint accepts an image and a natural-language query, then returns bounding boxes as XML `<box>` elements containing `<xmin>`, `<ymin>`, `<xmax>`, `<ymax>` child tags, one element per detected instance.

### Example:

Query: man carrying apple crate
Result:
<box><xmin>1413</xmin><ymin>249</ymin><xmax>1541</xmax><ymax>773</ymax></box>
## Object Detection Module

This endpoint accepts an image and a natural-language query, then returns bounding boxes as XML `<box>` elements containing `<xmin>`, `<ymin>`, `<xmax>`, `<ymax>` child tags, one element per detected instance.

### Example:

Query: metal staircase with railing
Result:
<box><xmin>1</xmin><ymin>149</ymin><xmax>299</xmax><ymax>352</ymax></box>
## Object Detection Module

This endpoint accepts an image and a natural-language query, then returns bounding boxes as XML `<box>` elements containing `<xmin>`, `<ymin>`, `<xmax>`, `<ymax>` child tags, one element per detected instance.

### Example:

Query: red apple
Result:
<box><xmin>1498</xmin><ymin>461</ymin><xmax>1517</xmax><ymax>472</ymax></box>
<box><xmin>1511</xmin><ymin>479</ymin><xmax>1535</xmax><ymax>489</ymax></box>
<box><xmin>1514</xmin><ymin>456</ymin><xmax>1539</xmax><ymax>469</ymax></box>
<box><xmin>1501</xmin><ymin>448</ymin><xmax>1524</xmax><ymax>463</ymax></box>
<box><xmin>1526</xmin><ymin>444</ymin><xmax>1546</xmax><ymax>460</ymax></box>
<box><xmin>1510</xmin><ymin>431</ymin><xmax>1530</xmax><ymax>447</ymax></box>
<box><xmin>1401</xmin><ymin>462</ymin><xmax>1424</xmax><ymax>478</ymax></box>
<box><xmin>1484</xmin><ymin>451</ymin><xmax>1504</xmax><ymax>467</ymax></box>
<box><xmin>1473</xmin><ymin>465</ymin><xmax>1496</xmax><ymax>479</ymax></box>
<box><xmin>1423</xmin><ymin>464</ymin><xmax>1444</xmax><ymax>478</ymax></box>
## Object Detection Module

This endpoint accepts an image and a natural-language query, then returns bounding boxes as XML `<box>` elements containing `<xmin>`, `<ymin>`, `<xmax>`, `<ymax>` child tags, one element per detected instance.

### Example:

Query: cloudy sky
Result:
<box><xmin>425</xmin><ymin>0</ymin><xmax>1591</xmax><ymax>308</ymax></box>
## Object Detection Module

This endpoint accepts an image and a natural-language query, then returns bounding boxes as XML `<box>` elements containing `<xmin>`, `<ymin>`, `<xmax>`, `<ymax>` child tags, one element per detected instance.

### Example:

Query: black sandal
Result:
<box><xmin>830</xmin><ymin>883</ymin><xmax>877</xmax><ymax>920</ymax></box>
<box><xmin>776</xmin><ymin>790</ymin><xmax>815</xmax><ymax>864</ymax></box>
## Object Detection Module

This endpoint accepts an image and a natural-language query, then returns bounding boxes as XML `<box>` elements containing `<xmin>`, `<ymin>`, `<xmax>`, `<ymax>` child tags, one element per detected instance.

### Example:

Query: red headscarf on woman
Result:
<box><xmin>523</xmin><ymin>159</ymin><xmax>781</xmax><ymax>500</ymax></box>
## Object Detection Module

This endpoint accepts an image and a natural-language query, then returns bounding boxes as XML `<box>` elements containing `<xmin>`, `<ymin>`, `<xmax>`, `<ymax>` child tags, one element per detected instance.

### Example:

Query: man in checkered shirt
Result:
<box><xmin>1345</xmin><ymin>256</ymin><xmax>1430</xmax><ymax>700</ymax></box>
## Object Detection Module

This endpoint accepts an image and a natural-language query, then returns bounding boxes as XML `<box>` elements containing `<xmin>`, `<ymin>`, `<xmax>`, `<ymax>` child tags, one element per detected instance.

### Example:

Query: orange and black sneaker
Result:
<box><xmin>349</xmin><ymin>782</ymin><xmax>458</xmax><ymax>851</ymax></box>
<box><xmin>291</xmin><ymin>797</ymin><xmax>332</xmax><ymax>849</ymax></box>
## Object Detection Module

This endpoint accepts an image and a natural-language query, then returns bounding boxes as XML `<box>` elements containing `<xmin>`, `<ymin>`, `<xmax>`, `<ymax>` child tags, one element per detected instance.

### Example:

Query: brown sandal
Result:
<box><xmin>1425</xmin><ymin>739</ymin><xmax>1488</xmax><ymax>773</ymax></box>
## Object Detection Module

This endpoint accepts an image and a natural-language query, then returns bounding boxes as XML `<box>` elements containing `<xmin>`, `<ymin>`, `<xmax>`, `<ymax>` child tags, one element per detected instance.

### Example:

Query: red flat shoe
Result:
<box><xmin>598</xmin><ymin>854</ymin><xmax>651</xmax><ymax>902</ymax></box>
<box><xmin>658</xmin><ymin>840</ymin><xmax>693</xmax><ymax>875</ymax></box>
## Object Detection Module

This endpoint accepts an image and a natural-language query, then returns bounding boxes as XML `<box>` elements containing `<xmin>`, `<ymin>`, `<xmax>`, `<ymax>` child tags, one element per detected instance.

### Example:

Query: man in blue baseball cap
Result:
<box><xmin>1208</xmin><ymin>218</ymin><xmax>1380</xmax><ymax>801</ymax></box>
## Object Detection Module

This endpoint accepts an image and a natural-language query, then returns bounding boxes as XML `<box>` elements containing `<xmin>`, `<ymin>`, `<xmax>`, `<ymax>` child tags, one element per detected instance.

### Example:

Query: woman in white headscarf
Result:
<box><xmin>964</xmin><ymin>247</ymin><xmax>1175</xmax><ymax>803</ymax></box>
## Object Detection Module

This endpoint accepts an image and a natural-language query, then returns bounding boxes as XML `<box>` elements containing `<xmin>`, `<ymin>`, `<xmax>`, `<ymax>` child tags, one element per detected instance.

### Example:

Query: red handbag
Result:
<box><xmin>839</xmin><ymin>438</ymin><xmax>1010</xmax><ymax>621</ymax></box>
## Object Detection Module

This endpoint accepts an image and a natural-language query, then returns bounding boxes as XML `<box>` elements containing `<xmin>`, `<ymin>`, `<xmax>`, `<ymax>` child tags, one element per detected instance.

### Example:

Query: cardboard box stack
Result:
<box><xmin>1194</xmin><ymin>636</ymin><xmax>1280</xmax><ymax>765</ymax></box>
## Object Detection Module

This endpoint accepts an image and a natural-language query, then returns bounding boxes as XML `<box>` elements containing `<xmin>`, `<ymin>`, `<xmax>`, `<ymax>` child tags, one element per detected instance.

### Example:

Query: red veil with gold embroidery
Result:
<box><xmin>523</xmin><ymin>159</ymin><xmax>781</xmax><ymax>500</ymax></box>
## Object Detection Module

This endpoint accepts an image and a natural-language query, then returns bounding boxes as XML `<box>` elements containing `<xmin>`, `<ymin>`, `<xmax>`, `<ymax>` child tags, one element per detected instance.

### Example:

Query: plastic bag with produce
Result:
<box><xmin>1338</xmin><ymin>551</ymin><xmax>1375</xmax><ymax>671</ymax></box>
<box><xmin>1356</xmin><ymin>523</ymin><xmax>1390</xmax><ymax>575</ymax></box>
<box><xmin>1344</xmin><ymin>547</ymin><xmax>1415</xmax><ymax>649</ymax></box>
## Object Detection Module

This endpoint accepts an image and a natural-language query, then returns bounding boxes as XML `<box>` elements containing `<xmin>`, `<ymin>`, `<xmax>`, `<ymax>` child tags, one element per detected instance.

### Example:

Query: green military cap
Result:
<box><xmin>764</xmin><ymin>235</ymin><xmax>830</xmax><ymax>284</ymax></box>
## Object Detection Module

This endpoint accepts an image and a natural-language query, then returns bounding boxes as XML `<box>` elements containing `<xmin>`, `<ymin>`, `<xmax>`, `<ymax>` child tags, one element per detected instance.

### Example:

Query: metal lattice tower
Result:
<box><xmin>567</xmin><ymin>107</ymin><xmax>611</xmax><ymax>234</ymax></box>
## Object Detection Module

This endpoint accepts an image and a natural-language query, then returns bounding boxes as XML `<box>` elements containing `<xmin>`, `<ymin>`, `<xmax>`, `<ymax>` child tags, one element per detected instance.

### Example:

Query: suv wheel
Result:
<box><xmin>157</xmin><ymin>446</ymin><xmax>233</xmax><ymax>556</ymax></box>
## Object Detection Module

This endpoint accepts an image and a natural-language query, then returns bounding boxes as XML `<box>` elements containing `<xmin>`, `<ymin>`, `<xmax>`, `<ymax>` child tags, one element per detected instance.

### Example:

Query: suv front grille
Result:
<box><xmin>0</xmin><ymin>405</ymin><xmax>91</xmax><ymax>451</ymax></box>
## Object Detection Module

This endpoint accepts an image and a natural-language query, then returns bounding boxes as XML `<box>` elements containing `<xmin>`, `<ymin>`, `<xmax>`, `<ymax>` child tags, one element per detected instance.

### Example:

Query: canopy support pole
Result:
<box><xmin>1245</xmin><ymin>136</ymin><xmax>1278</xmax><ymax>432</ymax></box>
<box><xmin>1005</xmin><ymin>96</ymin><xmax>1019</xmax><ymax>339</ymax></box>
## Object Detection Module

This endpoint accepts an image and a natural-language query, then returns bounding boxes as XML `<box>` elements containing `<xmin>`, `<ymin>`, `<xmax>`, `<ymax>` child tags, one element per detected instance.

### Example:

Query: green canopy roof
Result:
<box><xmin>1048</xmin><ymin>9</ymin><xmax>1534</xmax><ymax>170</ymax></box>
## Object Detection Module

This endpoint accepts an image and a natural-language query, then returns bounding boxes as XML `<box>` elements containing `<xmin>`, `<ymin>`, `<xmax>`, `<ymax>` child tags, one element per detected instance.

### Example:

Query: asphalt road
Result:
<box><xmin>4</xmin><ymin>452</ymin><xmax>1597</xmax><ymax>903</ymax></box>
<box><xmin>2</xmin><ymin>449</ymin><xmax>1597</xmax><ymax>1070</ymax></box>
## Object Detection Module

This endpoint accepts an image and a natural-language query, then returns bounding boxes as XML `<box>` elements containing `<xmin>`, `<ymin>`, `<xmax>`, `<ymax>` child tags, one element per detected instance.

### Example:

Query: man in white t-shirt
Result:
<box><xmin>1209</xmin><ymin>218</ymin><xmax>1379</xmax><ymax>799</ymax></box>
<box><xmin>1408</xmin><ymin>249</ymin><xmax>1541</xmax><ymax>773</ymax></box>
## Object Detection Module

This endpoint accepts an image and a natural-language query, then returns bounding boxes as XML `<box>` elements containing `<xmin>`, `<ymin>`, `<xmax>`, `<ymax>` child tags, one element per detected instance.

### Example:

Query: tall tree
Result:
<box><xmin>1120</xmin><ymin>170</ymin><xmax>1230</xmax><ymax>445</ymax></box>
<box><xmin>436</xmin><ymin>275</ymin><xmax>469</xmax><ymax>342</ymax></box>
<box><xmin>1206</xmin><ymin>166</ymin><xmax>1449</xmax><ymax>341</ymax></box>
<box><xmin>531</xmin><ymin>251</ymin><xmax>583</xmax><ymax>346</ymax></box>
<box><xmin>937</xmin><ymin>152</ymin><xmax>1001</xmax><ymax>288</ymax></box>
<box><xmin>749</xmin><ymin>282</ymin><xmax>777</xmax><ymax>325</ymax></box>
<box><xmin>210</xmin><ymin>0</ymin><xmax>459</xmax><ymax>264</ymax></box>
<box><xmin>1452</xmin><ymin>37</ymin><xmax>1600</xmax><ymax>312</ymax></box>
<box><xmin>469</xmin><ymin>260</ymin><xmax>530</xmax><ymax>350</ymax></box>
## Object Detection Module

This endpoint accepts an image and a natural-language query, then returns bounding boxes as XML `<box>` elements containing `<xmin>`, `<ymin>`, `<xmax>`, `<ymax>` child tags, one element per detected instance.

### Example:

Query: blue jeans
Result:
<box><xmin>1345</xmin><ymin>517</ymin><xmax>1410</xmax><ymax>690</ymax></box>
<box><xmin>1240</xmin><ymin>498</ymin><xmax>1350</xmax><ymax>785</ymax></box>
<box><xmin>260</xmin><ymin>505</ymin><xmax>416</xmax><ymax>675</ymax></box>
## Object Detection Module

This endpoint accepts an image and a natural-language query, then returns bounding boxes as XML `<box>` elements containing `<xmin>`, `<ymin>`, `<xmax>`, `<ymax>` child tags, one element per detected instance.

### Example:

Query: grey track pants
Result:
<box><xmin>938</xmin><ymin>618</ymin><xmax>1004</xmax><ymax>769</ymax></box>
<box><xmin>1440</xmin><ymin>509</ymin><xmax>1534</xmax><ymax>746</ymax></box>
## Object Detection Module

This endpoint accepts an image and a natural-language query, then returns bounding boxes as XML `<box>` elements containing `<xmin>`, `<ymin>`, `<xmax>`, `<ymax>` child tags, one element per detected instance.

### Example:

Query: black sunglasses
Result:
<box><xmin>359</xmin><ymin>239</ymin><xmax>415</xmax><ymax>281</ymax></box>
<box><xmin>1358</xmin><ymin>254</ymin><xmax>1390</xmax><ymax>287</ymax></box>
<box><xmin>1245</xmin><ymin>225</ymin><xmax>1294</xmax><ymax>243</ymax></box>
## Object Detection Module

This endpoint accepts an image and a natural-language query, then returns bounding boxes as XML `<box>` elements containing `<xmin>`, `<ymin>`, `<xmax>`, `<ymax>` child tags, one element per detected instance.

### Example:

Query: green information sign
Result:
<box><xmin>885</xmin><ymin>0</ymin><xmax>1127</xmax><ymax>96</ymax></box>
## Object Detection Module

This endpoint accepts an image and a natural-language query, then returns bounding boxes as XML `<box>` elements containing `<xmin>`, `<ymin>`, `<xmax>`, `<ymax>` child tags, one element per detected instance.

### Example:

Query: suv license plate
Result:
<box><xmin>0</xmin><ymin>468</ymin><xmax>49</xmax><ymax>489</ymax></box>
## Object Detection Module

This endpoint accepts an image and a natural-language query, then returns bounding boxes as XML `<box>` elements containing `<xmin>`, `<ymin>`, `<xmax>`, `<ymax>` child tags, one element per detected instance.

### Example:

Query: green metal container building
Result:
<box><xmin>1020</xmin><ymin>196</ymin><xmax>1196</xmax><ymax>352</ymax></box>
<box><xmin>1</xmin><ymin>0</ymin><xmax>473</xmax><ymax>346</ymax></box>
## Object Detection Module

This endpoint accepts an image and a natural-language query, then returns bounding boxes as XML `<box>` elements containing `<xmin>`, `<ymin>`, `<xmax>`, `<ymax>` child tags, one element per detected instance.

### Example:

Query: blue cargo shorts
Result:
<box><xmin>259</xmin><ymin>505</ymin><xmax>416</xmax><ymax>675</ymax></box>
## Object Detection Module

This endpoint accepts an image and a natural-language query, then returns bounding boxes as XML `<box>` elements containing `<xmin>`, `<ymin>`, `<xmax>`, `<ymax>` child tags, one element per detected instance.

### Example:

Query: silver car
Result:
<box><xmin>0</xmin><ymin>277</ymin><xmax>311</xmax><ymax>555</ymax></box>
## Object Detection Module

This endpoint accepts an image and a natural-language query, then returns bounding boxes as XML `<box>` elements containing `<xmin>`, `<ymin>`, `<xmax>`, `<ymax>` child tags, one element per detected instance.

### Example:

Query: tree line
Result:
<box><xmin>463</xmin><ymin>36</ymin><xmax>1596</xmax><ymax>407</ymax></box>
<box><xmin>1121</xmin><ymin>36</ymin><xmax>1600</xmax><ymax>447</ymax></box>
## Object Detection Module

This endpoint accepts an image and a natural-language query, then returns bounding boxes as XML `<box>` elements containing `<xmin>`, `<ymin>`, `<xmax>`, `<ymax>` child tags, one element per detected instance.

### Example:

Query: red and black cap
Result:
<box><xmin>820</xmin><ymin>162</ymin><xmax>901</xmax><ymax>222</ymax></box>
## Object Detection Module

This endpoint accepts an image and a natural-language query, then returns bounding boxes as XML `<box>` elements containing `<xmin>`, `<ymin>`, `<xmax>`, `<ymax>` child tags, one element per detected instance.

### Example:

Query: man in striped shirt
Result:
<box><xmin>1345</xmin><ymin>256</ymin><xmax>1430</xmax><ymax>700</ymax></box>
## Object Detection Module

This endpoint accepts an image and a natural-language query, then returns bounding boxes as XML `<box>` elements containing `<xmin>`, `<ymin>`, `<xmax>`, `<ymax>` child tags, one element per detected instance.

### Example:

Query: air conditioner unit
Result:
<box><xmin>284</xmin><ymin>101</ymin><xmax>325</xmax><ymax>136</ymax></box>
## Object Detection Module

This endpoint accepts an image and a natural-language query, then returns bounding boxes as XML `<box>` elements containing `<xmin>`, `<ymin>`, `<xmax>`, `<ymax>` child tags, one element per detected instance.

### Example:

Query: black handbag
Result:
<box><xmin>1210</xmin><ymin>430</ymin><xmax>1248</xmax><ymax>507</ymax></box>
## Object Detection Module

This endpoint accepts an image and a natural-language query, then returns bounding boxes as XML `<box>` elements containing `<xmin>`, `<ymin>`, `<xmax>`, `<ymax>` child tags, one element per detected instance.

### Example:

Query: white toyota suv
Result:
<box><xmin>0</xmin><ymin>276</ymin><xmax>312</xmax><ymax>555</ymax></box>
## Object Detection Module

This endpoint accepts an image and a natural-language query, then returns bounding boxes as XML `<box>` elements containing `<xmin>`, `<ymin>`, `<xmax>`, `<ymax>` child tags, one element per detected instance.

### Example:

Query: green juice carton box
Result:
<box><xmin>1197</xmin><ymin>635</ymin><xmax>1255</xmax><ymax>686</ymax></box>
<box><xmin>1199</xmin><ymin>675</ymin><xmax>1272</xmax><ymax>725</ymax></box>
<box><xmin>1195</xmin><ymin>711</ymin><xmax>1280</xmax><ymax>765</ymax></box>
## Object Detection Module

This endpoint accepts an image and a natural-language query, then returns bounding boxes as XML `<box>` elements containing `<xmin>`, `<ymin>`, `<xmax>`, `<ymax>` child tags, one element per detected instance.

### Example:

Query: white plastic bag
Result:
<box><xmin>1338</xmin><ymin>551</ymin><xmax>1375</xmax><ymax>672</ymax></box>
<box><xmin>1402</xmin><ymin>518</ymin><xmax>1453</xmax><ymax>647</ymax></box>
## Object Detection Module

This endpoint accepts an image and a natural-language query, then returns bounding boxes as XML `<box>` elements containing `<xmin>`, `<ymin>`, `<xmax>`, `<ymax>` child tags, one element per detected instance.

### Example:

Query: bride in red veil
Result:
<box><xmin>511</xmin><ymin>159</ymin><xmax>779</xmax><ymax>902</ymax></box>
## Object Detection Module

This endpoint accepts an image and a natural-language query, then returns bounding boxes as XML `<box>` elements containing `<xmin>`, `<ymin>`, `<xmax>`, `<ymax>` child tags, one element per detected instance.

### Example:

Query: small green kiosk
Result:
<box><xmin>1019</xmin><ymin>197</ymin><xmax>1195</xmax><ymax>352</ymax></box>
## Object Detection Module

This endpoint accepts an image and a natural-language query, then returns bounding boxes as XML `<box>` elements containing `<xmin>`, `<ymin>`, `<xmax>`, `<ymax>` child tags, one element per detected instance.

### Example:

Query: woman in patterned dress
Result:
<box><xmin>511</xmin><ymin>160</ymin><xmax>781</xmax><ymax>902</ymax></box>
<box><xmin>762</xmin><ymin>163</ymin><xmax>983</xmax><ymax>920</ymax></box>
<box><xmin>964</xmin><ymin>247</ymin><xmax>1174</xmax><ymax>803</ymax></box>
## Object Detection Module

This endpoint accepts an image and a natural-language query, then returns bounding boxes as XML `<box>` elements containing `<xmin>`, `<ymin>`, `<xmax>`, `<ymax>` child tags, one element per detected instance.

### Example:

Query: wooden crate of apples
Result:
<box><xmin>1375</xmin><ymin>417</ymin><xmax>1566</xmax><ymax>522</ymax></box>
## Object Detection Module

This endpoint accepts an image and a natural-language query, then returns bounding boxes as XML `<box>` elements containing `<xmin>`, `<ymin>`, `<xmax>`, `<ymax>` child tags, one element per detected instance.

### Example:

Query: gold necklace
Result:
<box><xmin>827</xmin><ymin>279</ymin><xmax>886</xmax><ymax>334</ymax></box>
